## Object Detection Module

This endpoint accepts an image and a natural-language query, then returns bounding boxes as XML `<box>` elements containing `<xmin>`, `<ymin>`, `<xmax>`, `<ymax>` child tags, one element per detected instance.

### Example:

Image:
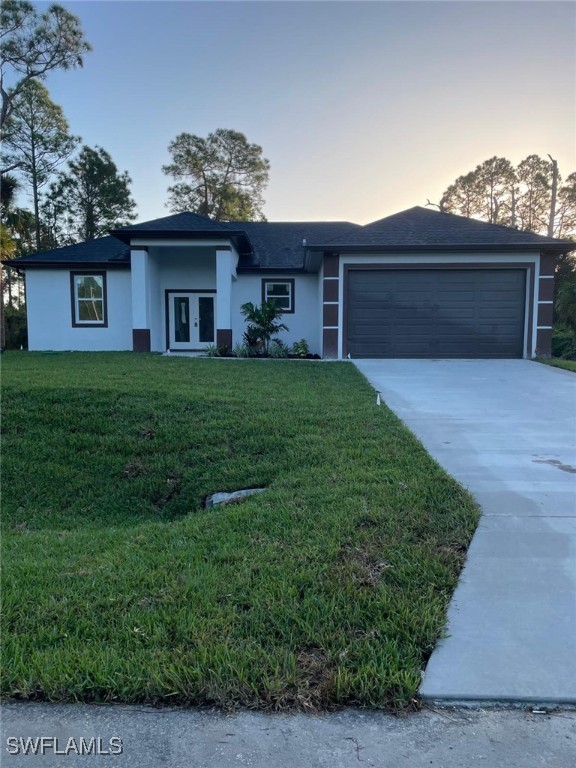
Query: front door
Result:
<box><xmin>167</xmin><ymin>292</ymin><xmax>215</xmax><ymax>350</ymax></box>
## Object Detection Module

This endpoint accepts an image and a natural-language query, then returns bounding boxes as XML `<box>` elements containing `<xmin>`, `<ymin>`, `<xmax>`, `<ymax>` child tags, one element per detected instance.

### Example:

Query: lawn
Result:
<box><xmin>536</xmin><ymin>358</ymin><xmax>576</xmax><ymax>373</ymax></box>
<box><xmin>1</xmin><ymin>353</ymin><xmax>479</xmax><ymax>710</ymax></box>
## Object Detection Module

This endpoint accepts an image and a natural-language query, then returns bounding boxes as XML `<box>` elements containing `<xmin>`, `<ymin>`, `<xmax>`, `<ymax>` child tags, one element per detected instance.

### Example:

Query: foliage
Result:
<box><xmin>240</xmin><ymin>300</ymin><xmax>288</xmax><ymax>354</ymax></box>
<box><xmin>291</xmin><ymin>338</ymin><xmax>310</xmax><ymax>358</ymax></box>
<box><xmin>438</xmin><ymin>155</ymin><xmax>576</xmax><ymax>238</ymax></box>
<box><xmin>268</xmin><ymin>339</ymin><xmax>289</xmax><ymax>358</ymax></box>
<box><xmin>163</xmin><ymin>129</ymin><xmax>270</xmax><ymax>221</ymax></box>
<box><xmin>2</xmin><ymin>79</ymin><xmax>78</xmax><ymax>248</ymax></box>
<box><xmin>232</xmin><ymin>342</ymin><xmax>251</xmax><ymax>358</ymax></box>
<box><xmin>551</xmin><ymin>327</ymin><xmax>576</xmax><ymax>360</ymax></box>
<box><xmin>2</xmin><ymin>303</ymin><xmax>27</xmax><ymax>348</ymax></box>
<box><xmin>0</xmin><ymin>0</ymin><xmax>91</xmax><ymax>127</ymax></box>
<box><xmin>555</xmin><ymin>280</ymin><xmax>576</xmax><ymax>334</ymax></box>
<box><xmin>1</xmin><ymin>353</ymin><xmax>479</xmax><ymax>709</ymax></box>
<box><xmin>44</xmin><ymin>145</ymin><xmax>137</xmax><ymax>243</ymax></box>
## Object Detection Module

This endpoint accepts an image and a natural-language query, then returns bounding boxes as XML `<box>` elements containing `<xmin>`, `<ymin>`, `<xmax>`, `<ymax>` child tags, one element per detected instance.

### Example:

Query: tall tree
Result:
<box><xmin>2</xmin><ymin>79</ymin><xmax>79</xmax><ymax>249</ymax></box>
<box><xmin>438</xmin><ymin>154</ymin><xmax>576</xmax><ymax>239</ymax></box>
<box><xmin>44</xmin><ymin>145</ymin><xmax>137</xmax><ymax>243</ymax></box>
<box><xmin>0</xmin><ymin>0</ymin><xmax>91</xmax><ymax>128</ymax></box>
<box><xmin>163</xmin><ymin>129</ymin><xmax>270</xmax><ymax>221</ymax></box>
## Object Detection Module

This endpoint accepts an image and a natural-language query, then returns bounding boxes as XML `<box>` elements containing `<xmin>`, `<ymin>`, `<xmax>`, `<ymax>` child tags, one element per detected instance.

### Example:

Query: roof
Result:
<box><xmin>110</xmin><ymin>211</ymin><xmax>241</xmax><ymax>239</ymax></box>
<box><xmin>9</xmin><ymin>206</ymin><xmax>573</xmax><ymax>270</ymax></box>
<box><xmin>10</xmin><ymin>235</ymin><xmax>129</xmax><ymax>268</ymax></box>
<box><xmin>227</xmin><ymin>221</ymin><xmax>360</xmax><ymax>270</ymax></box>
<box><xmin>311</xmin><ymin>206</ymin><xmax>575</xmax><ymax>251</ymax></box>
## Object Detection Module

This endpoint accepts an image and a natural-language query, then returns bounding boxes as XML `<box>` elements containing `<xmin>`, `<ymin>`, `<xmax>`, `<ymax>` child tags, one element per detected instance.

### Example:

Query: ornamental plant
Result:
<box><xmin>240</xmin><ymin>300</ymin><xmax>288</xmax><ymax>355</ymax></box>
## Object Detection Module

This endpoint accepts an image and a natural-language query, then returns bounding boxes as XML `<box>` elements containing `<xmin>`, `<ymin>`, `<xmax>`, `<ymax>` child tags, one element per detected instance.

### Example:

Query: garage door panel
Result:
<box><xmin>347</xmin><ymin>269</ymin><xmax>525</xmax><ymax>358</ymax></box>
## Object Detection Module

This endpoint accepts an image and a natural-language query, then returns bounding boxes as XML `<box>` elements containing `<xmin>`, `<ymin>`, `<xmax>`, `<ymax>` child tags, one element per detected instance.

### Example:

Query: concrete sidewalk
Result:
<box><xmin>354</xmin><ymin>359</ymin><xmax>576</xmax><ymax>704</ymax></box>
<box><xmin>1</xmin><ymin>702</ymin><xmax>575</xmax><ymax>768</ymax></box>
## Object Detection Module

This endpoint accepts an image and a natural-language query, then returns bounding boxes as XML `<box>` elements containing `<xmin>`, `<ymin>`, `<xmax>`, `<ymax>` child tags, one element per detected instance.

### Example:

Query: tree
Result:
<box><xmin>438</xmin><ymin>154</ymin><xmax>576</xmax><ymax>239</ymax></box>
<box><xmin>240</xmin><ymin>300</ymin><xmax>288</xmax><ymax>354</ymax></box>
<box><xmin>0</xmin><ymin>0</ymin><xmax>91</xmax><ymax>128</ymax></box>
<box><xmin>163</xmin><ymin>129</ymin><xmax>270</xmax><ymax>221</ymax></box>
<box><xmin>44</xmin><ymin>145</ymin><xmax>137</xmax><ymax>243</ymax></box>
<box><xmin>2</xmin><ymin>79</ymin><xmax>79</xmax><ymax>249</ymax></box>
<box><xmin>0</xmin><ymin>173</ymin><xmax>33</xmax><ymax>347</ymax></box>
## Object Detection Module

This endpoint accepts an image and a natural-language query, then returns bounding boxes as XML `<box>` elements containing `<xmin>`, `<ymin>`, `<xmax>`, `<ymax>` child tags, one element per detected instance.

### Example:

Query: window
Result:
<box><xmin>262</xmin><ymin>279</ymin><xmax>295</xmax><ymax>313</ymax></box>
<box><xmin>71</xmin><ymin>272</ymin><xmax>108</xmax><ymax>327</ymax></box>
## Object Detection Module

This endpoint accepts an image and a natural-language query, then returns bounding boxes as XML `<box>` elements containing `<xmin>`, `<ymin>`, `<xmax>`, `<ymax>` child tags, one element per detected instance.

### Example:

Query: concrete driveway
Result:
<box><xmin>353</xmin><ymin>359</ymin><xmax>576</xmax><ymax>704</ymax></box>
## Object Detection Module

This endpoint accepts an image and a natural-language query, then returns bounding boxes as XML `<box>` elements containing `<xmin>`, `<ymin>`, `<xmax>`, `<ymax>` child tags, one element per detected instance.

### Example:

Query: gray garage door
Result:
<box><xmin>346</xmin><ymin>269</ymin><xmax>526</xmax><ymax>358</ymax></box>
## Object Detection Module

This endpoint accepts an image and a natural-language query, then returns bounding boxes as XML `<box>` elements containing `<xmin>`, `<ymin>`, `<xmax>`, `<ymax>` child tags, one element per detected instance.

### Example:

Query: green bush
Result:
<box><xmin>269</xmin><ymin>339</ymin><xmax>289</xmax><ymax>358</ymax></box>
<box><xmin>291</xmin><ymin>338</ymin><xmax>309</xmax><ymax>358</ymax></box>
<box><xmin>3</xmin><ymin>305</ymin><xmax>28</xmax><ymax>350</ymax></box>
<box><xmin>552</xmin><ymin>327</ymin><xmax>576</xmax><ymax>360</ymax></box>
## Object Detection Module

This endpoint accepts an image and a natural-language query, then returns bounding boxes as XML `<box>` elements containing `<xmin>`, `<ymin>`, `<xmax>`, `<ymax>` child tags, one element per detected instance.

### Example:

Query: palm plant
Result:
<box><xmin>240</xmin><ymin>300</ymin><xmax>288</xmax><ymax>354</ymax></box>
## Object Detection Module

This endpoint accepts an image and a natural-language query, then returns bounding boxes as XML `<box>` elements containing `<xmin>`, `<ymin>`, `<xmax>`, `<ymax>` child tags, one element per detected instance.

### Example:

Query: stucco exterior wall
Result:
<box><xmin>231</xmin><ymin>274</ymin><xmax>320</xmax><ymax>353</ymax></box>
<box><xmin>25</xmin><ymin>268</ymin><xmax>132</xmax><ymax>351</ymax></box>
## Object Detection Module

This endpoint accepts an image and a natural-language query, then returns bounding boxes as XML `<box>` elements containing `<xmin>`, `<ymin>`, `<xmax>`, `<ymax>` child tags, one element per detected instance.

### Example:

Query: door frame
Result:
<box><xmin>164</xmin><ymin>288</ymin><xmax>216</xmax><ymax>351</ymax></box>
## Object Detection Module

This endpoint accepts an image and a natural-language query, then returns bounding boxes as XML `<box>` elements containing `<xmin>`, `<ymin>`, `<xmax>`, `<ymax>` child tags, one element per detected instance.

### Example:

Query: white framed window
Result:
<box><xmin>262</xmin><ymin>279</ymin><xmax>295</xmax><ymax>313</ymax></box>
<box><xmin>71</xmin><ymin>272</ymin><xmax>107</xmax><ymax>327</ymax></box>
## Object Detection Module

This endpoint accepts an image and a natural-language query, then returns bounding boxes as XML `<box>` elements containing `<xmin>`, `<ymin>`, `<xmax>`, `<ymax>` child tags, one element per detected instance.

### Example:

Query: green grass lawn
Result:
<box><xmin>1</xmin><ymin>353</ymin><xmax>479</xmax><ymax>710</ymax></box>
<box><xmin>536</xmin><ymin>358</ymin><xmax>576</xmax><ymax>373</ymax></box>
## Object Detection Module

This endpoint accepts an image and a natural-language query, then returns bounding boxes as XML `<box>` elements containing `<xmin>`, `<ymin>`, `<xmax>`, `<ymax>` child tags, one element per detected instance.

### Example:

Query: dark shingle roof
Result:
<box><xmin>10</xmin><ymin>207</ymin><xmax>573</xmax><ymax>269</ymax></box>
<box><xmin>313</xmin><ymin>206</ymin><xmax>574</xmax><ymax>250</ymax></box>
<box><xmin>110</xmin><ymin>211</ymin><xmax>239</xmax><ymax>239</ymax></box>
<box><xmin>10</xmin><ymin>236</ymin><xmax>129</xmax><ymax>267</ymax></box>
<box><xmin>228</xmin><ymin>221</ymin><xmax>361</xmax><ymax>270</ymax></box>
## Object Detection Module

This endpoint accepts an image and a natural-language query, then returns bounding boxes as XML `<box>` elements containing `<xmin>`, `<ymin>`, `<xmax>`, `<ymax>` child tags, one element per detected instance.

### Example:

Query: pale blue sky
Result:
<box><xmin>34</xmin><ymin>1</ymin><xmax>576</xmax><ymax>224</ymax></box>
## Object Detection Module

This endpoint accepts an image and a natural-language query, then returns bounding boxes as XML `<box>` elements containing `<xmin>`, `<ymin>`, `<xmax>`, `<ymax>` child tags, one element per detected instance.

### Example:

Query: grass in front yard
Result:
<box><xmin>1</xmin><ymin>353</ymin><xmax>479</xmax><ymax>710</ymax></box>
<box><xmin>536</xmin><ymin>357</ymin><xmax>576</xmax><ymax>373</ymax></box>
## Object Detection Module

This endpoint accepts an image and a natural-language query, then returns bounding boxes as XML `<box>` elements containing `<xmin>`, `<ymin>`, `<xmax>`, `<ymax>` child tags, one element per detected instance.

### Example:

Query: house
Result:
<box><xmin>11</xmin><ymin>206</ymin><xmax>574</xmax><ymax>359</ymax></box>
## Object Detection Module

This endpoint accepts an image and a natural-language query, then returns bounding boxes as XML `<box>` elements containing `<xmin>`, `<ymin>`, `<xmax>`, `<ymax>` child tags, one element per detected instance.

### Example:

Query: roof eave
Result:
<box><xmin>109</xmin><ymin>228</ymin><xmax>246</xmax><ymax>244</ymax></box>
<box><xmin>306</xmin><ymin>242</ymin><xmax>575</xmax><ymax>254</ymax></box>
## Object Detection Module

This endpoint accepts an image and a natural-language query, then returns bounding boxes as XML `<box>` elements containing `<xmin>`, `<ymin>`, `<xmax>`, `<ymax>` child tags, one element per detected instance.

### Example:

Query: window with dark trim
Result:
<box><xmin>70</xmin><ymin>272</ymin><xmax>108</xmax><ymax>327</ymax></box>
<box><xmin>261</xmin><ymin>279</ymin><xmax>295</xmax><ymax>313</ymax></box>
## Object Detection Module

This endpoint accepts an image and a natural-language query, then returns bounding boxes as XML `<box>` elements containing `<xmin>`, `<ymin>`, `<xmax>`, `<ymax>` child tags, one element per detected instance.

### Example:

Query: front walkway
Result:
<box><xmin>354</xmin><ymin>359</ymin><xmax>576</xmax><ymax>704</ymax></box>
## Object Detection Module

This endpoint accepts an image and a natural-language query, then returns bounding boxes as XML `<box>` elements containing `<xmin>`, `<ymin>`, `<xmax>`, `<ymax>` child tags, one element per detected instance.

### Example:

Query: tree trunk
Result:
<box><xmin>31</xmin><ymin>139</ymin><xmax>41</xmax><ymax>251</ymax></box>
<box><xmin>548</xmin><ymin>155</ymin><xmax>559</xmax><ymax>237</ymax></box>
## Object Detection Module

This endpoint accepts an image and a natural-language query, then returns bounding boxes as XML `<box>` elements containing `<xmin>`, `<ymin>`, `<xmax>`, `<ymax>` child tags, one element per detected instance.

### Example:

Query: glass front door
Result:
<box><xmin>168</xmin><ymin>293</ymin><xmax>215</xmax><ymax>350</ymax></box>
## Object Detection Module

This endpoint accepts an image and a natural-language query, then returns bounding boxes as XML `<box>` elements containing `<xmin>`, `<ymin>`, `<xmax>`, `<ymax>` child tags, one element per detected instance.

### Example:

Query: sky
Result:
<box><xmin>29</xmin><ymin>1</ymin><xmax>576</xmax><ymax>225</ymax></box>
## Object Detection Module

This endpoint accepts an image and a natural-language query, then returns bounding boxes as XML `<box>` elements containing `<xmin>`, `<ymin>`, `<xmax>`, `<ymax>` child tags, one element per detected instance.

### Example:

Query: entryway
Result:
<box><xmin>166</xmin><ymin>291</ymin><xmax>215</xmax><ymax>351</ymax></box>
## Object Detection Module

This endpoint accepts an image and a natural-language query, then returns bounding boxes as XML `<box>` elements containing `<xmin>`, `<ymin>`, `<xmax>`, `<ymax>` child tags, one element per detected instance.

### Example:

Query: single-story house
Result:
<box><xmin>11</xmin><ymin>206</ymin><xmax>574</xmax><ymax>359</ymax></box>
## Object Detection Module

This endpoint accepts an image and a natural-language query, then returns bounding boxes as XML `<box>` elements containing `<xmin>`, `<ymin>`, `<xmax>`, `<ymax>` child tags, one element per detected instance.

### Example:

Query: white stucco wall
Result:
<box><xmin>25</xmin><ymin>268</ymin><xmax>132</xmax><ymax>351</ymax></box>
<box><xmin>231</xmin><ymin>274</ymin><xmax>320</xmax><ymax>353</ymax></box>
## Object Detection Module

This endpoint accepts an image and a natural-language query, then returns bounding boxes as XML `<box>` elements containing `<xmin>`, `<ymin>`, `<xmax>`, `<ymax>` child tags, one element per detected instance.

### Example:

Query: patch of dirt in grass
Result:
<box><xmin>153</xmin><ymin>475</ymin><xmax>182</xmax><ymax>510</ymax></box>
<box><xmin>340</xmin><ymin>544</ymin><xmax>392</xmax><ymax>587</ymax></box>
<box><xmin>122</xmin><ymin>460</ymin><xmax>149</xmax><ymax>478</ymax></box>
<box><xmin>436</xmin><ymin>541</ymin><xmax>468</xmax><ymax>566</ymax></box>
<box><xmin>138</xmin><ymin>427</ymin><xmax>155</xmax><ymax>440</ymax></box>
<box><xmin>295</xmin><ymin>647</ymin><xmax>335</xmax><ymax>709</ymax></box>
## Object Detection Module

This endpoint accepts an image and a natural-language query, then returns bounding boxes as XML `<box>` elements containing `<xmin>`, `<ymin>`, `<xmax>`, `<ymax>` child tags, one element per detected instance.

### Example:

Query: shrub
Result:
<box><xmin>240</xmin><ymin>301</ymin><xmax>288</xmax><ymax>354</ymax></box>
<box><xmin>233</xmin><ymin>343</ymin><xmax>251</xmax><ymax>358</ymax></box>
<box><xmin>552</xmin><ymin>327</ymin><xmax>576</xmax><ymax>360</ymax></box>
<box><xmin>291</xmin><ymin>338</ymin><xmax>309</xmax><ymax>358</ymax></box>
<box><xmin>269</xmin><ymin>340</ymin><xmax>289</xmax><ymax>358</ymax></box>
<box><xmin>204</xmin><ymin>344</ymin><xmax>221</xmax><ymax>358</ymax></box>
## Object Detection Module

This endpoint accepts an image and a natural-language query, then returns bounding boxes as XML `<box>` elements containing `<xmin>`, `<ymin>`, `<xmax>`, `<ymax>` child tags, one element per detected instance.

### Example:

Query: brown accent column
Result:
<box><xmin>536</xmin><ymin>329</ymin><xmax>553</xmax><ymax>358</ymax></box>
<box><xmin>132</xmin><ymin>329</ymin><xmax>151</xmax><ymax>352</ymax></box>
<box><xmin>322</xmin><ymin>253</ymin><xmax>340</xmax><ymax>359</ymax></box>
<box><xmin>216</xmin><ymin>329</ymin><xmax>232</xmax><ymax>350</ymax></box>
<box><xmin>323</xmin><ymin>329</ymin><xmax>339</xmax><ymax>358</ymax></box>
